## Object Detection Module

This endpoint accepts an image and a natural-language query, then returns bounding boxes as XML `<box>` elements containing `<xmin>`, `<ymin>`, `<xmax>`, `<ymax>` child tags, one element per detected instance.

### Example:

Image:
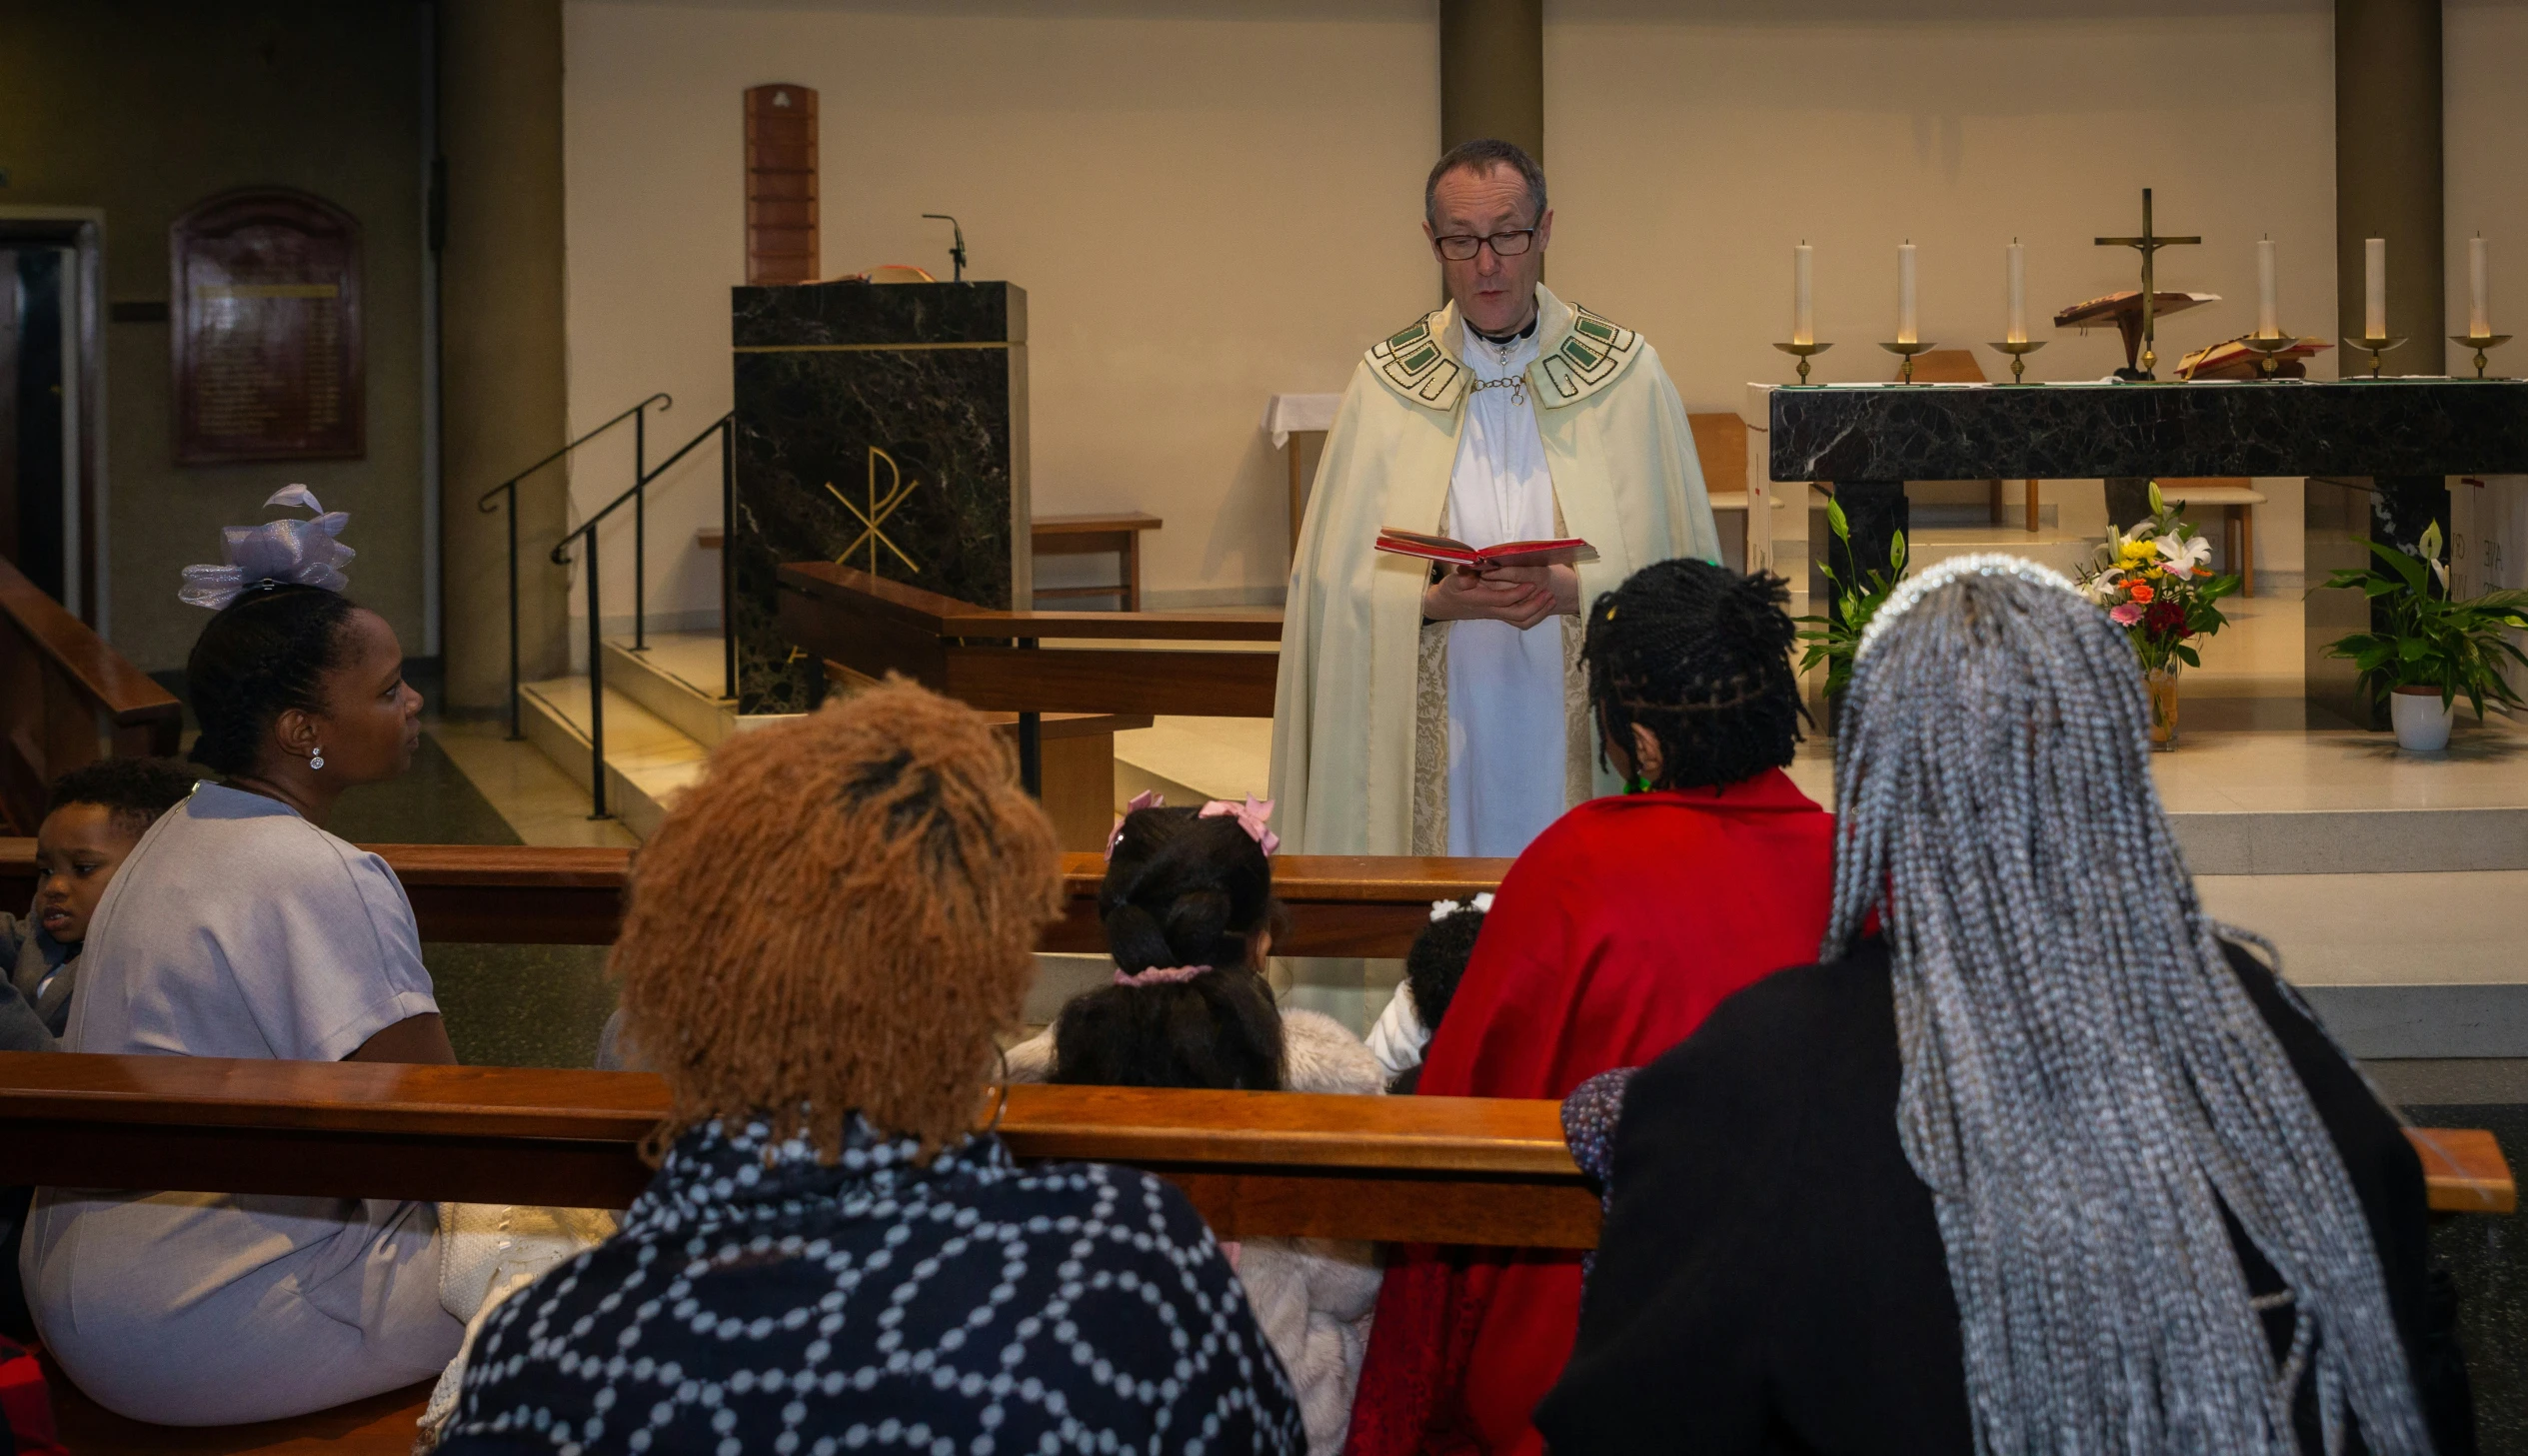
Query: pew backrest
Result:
<box><xmin>0</xmin><ymin>840</ymin><xmax>1511</xmax><ymax>958</ymax></box>
<box><xmin>0</xmin><ymin>557</ymin><xmax>183</xmax><ymax>833</ymax></box>
<box><xmin>0</xmin><ymin>1054</ymin><xmax>2508</xmax><ymax>1247</ymax></box>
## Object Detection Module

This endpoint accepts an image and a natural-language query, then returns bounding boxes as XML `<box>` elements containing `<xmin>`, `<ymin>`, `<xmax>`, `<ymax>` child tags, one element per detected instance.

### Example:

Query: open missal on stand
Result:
<box><xmin>1374</xmin><ymin>528</ymin><xmax>1600</xmax><ymax>572</ymax></box>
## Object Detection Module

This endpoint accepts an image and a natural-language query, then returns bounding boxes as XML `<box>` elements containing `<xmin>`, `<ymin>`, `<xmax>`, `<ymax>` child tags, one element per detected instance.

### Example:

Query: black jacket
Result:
<box><xmin>1536</xmin><ymin>936</ymin><xmax>2473</xmax><ymax>1455</ymax></box>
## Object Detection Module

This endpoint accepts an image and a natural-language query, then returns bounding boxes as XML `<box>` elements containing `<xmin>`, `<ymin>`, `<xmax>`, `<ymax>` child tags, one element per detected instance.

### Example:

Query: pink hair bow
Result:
<box><xmin>1106</xmin><ymin>788</ymin><xmax>1167</xmax><ymax>860</ymax></box>
<box><xmin>1199</xmin><ymin>794</ymin><xmax>1279</xmax><ymax>856</ymax></box>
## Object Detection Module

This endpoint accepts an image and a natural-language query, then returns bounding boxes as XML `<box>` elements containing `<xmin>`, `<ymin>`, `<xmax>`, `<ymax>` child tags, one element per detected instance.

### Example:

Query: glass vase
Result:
<box><xmin>2145</xmin><ymin>663</ymin><xmax>2181</xmax><ymax>750</ymax></box>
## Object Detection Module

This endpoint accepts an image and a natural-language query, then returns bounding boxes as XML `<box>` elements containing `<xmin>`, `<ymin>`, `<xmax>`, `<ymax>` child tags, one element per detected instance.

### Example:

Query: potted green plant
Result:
<box><xmin>1795</xmin><ymin>495</ymin><xmax>1905</xmax><ymax>730</ymax></box>
<box><xmin>2074</xmin><ymin>484</ymin><xmax>2241</xmax><ymax>750</ymax></box>
<box><xmin>2322</xmin><ymin>520</ymin><xmax>2528</xmax><ymax>751</ymax></box>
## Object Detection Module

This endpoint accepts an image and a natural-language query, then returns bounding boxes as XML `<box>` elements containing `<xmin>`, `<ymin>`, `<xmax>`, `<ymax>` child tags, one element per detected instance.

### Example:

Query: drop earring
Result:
<box><xmin>309</xmin><ymin>747</ymin><xmax>325</xmax><ymax>771</ymax></box>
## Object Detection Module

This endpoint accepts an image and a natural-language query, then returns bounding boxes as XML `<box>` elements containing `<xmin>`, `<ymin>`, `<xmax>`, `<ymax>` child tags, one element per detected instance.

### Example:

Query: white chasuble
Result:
<box><xmin>1443</xmin><ymin>328</ymin><xmax>1564</xmax><ymax>855</ymax></box>
<box><xmin>1267</xmin><ymin>285</ymin><xmax>1722</xmax><ymax>856</ymax></box>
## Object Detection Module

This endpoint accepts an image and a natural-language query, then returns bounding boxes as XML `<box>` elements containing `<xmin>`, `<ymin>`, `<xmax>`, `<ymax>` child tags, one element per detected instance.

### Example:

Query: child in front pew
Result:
<box><xmin>1003</xmin><ymin>795</ymin><xmax>1382</xmax><ymax>1456</ymax></box>
<box><xmin>0</xmin><ymin>758</ymin><xmax>197</xmax><ymax>1054</ymax></box>
<box><xmin>1364</xmin><ymin>894</ymin><xmax>1488</xmax><ymax>1094</ymax></box>
<box><xmin>0</xmin><ymin>757</ymin><xmax>196</xmax><ymax>1343</ymax></box>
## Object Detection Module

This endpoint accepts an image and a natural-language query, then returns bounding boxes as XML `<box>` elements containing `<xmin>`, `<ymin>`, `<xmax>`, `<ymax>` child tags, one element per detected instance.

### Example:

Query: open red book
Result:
<box><xmin>1374</xmin><ymin>528</ymin><xmax>1599</xmax><ymax>572</ymax></box>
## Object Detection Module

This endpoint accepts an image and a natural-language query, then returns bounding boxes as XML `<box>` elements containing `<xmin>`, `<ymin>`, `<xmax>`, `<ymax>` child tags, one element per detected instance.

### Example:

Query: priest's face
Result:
<box><xmin>1425</xmin><ymin>163</ymin><xmax>1551</xmax><ymax>338</ymax></box>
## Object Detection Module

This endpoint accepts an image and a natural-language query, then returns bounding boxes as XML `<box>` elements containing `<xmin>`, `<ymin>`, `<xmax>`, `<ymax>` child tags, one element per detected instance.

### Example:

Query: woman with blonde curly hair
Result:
<box><xmin>435</xmin><ymin>680</ymin><xmax>1303</xmax><ymax>1455</ymax></box>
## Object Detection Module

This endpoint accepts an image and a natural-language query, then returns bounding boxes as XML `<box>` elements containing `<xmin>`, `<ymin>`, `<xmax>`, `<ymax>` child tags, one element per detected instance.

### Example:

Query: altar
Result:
<box><xmin>1767</xmin><ymin>378</ymin><xmax>2528</xmax><ymax>724</ymax></box>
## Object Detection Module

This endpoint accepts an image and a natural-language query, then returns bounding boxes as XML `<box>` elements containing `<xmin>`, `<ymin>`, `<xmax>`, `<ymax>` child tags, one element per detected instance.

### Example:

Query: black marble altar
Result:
<box><xmin>1768</xmin><ymin>378</ymin><xmax>2528</xmax><ymax>726</ymax></box>
<box><xmin>1770</xmin><ymin>379</ymin><xmax>2528</xmax><ymax>484</ymax></box>
<box><xmin>730</xmin><ymin>280</ymin><xmax>1029</xmax><ymax>714</ymax></box>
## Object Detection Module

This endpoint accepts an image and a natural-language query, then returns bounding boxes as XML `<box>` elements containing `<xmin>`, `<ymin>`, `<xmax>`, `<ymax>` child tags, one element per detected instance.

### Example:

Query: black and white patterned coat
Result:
<box><xmin>436</xmin><ymin>1117</ymin><xmax>1303</xmax><ymax>1456</ymax></box>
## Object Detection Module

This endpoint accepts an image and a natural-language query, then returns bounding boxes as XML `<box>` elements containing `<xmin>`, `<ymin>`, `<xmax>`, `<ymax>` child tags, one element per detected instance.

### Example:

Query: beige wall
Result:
<box><xmin>2446</xmin><ymin>0</ymin><xmax>2528</xmax><ymax>355</ymax></box>
<box><xmin>562</xmin><ymin>0</ymin><xmax>1438</xmax><ymax>623</ymax></box>
<box><xmin>1546</xmin><ymin>0</ymin><xmax>2337</xmax><ymax>580</ymax></box>
<box><xmin>560</xmin><ymin>0</ymin><xmax>2528</xmax><ymax>608</ymax></box>
<box><xmin>0</xmin><ymin>0</ymin><xmax>429</xmax><ymax>671</ymax></box>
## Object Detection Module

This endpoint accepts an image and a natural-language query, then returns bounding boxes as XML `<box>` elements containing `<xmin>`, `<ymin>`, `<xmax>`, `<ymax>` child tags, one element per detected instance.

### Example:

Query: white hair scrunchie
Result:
<box><xmin>178</xmin><ymin>485</ymin><xmax>355</xmax><ymax>611</ymax></box>
<box><xmin>1855</xmin><ymin>552</ymin><xmax>2082</xmax><ymax>662</ymax></box>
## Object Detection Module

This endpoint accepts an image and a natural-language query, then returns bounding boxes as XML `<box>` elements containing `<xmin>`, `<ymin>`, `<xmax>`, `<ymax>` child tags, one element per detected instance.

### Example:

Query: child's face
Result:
<box><xmin>33</xmin><ymin>802</ymin><xmax>142</xmax><ymax>943</ymax></box>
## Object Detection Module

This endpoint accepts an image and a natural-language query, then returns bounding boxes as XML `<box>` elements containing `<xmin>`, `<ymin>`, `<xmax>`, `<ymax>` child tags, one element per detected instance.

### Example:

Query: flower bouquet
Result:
<box><xmin>2075</xmin><ymin>484</ymin><xmax>2241</xmax><ymax>748</ymax></box>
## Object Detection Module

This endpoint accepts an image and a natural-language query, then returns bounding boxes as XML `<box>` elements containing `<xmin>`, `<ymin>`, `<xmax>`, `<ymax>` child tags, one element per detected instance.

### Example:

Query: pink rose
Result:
<box><xmin>2109</xmin><ymin>603</ymin><xmax>2146</xmax><ymax>626</ymax></box>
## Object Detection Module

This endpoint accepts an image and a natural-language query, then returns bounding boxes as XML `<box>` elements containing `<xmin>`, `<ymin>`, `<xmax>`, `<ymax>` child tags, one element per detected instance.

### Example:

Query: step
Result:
<box><xmin>519</xmin><ymin>676</ymin><xmax>710</xmax><ymax>839</ymax></box>
<box><xmin>600</xmin><ymin>633</ymin><xmax>741</xmax><ymax>747</ymax></box>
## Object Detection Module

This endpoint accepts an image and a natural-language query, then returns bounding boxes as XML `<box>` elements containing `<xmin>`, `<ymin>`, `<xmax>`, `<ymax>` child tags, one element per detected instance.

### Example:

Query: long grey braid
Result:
<box><xmin>1828</xmin><ymin>555</ymin><xmax>2430</xmax><ymax>1455</ymax></box>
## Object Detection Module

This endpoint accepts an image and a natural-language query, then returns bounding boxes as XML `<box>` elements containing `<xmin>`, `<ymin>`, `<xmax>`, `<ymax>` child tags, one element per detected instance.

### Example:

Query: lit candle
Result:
<box><xmin>2005</xmin><ymin>239</ymin><xmax>2026</xmax><ymax>345</ymax></box>
<box><xmin>1793</xmin><ymin>242</ymin><xmax>1814</xmax><ymax>346</ymax></box>
<box><xmin>2364</xmin><ymin>237</ymin><xmax>2387</xmax><ymax>339</ymax></box>
<box><xmin>2470</xmin><ymin>234</ymin><xmax>2491</xmax><ymax>339</ymax></box>
<box><xmin>1897</xmin><ymin>241</ymin><xmax>1918</xmax><ymax>345</ymax></box>
<box><xmin>2256</xmin><ymin>236</ymin><xmax>2278</xmax><ymax>339</ymax></box>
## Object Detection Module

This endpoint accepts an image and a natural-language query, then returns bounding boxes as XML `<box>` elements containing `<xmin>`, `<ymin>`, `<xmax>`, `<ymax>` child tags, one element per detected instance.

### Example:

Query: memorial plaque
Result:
<box><xmin>171</xmin><ymin>188</ymin><xmax>363</xmax><ymax>466</ymax></box>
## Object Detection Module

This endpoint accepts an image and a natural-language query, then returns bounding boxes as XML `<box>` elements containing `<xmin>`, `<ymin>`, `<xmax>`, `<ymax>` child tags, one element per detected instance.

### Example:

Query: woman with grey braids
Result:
<box><xmin>1537</xmin><ymin>555</ymin><xmax>2472</xmax><ymax>1455</ymax></box>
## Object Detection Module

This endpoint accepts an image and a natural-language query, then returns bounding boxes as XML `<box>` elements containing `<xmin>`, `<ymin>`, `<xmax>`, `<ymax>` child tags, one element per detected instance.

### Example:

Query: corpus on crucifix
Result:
<box><xmin>2092</xmin><ymin>187</ymin><xmax>2202</xmax><ymax>379</ymax></box>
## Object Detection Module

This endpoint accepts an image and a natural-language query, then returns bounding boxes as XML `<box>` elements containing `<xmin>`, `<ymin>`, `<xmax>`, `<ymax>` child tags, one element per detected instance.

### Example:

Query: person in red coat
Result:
<box><xmin>1346</xmin><ymin>560</ymin><xmax>1834</xmax><ymax>1456</ymax></box>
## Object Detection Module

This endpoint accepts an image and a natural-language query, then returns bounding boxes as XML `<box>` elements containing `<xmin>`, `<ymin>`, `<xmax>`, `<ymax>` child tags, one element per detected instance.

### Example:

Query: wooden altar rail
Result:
<box><xmin>778</xmin><ymin>560</ymin><xmax>1282</xmax><ymax>719</ymax></box>
<box><xmin>0</xmin><ymin>556</ymin><xmax>183</xmax><ymax>834</ymax></box>
<box><xmin>0</xmin><ymin>1055</ymin><xmax>2507</xmax><ymax>1244</ymax></box>
<box><xmin>0</xmin><ymin>840</ymin><xmax>1510</xmax><ymax>959</ymax></box>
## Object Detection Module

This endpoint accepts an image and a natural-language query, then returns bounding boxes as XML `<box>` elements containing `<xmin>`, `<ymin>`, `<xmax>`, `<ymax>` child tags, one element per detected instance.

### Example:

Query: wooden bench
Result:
<box><xmin>0</xmin><ymin>1053</ymin><xmax>2509</xmax><ymax>1451</ymax></box>
<box><xmin>0</xmin><ymin>839</ymin><xmax>1508</xmax><ymax>960</ymax></box>
<box><xmin>0</xmin><ymin>555</ymin><xmax>182</xmax><ymax>834</ymax></box>
<box><xmin>2156</xmin><ymin>477</ymin><xmax>2267</xmax><ymax>597</ymax></box>
<box><xmin>1031</xmin><ymin>512</ymin><xmax>1163</xmax><ymax>613</ymax></box>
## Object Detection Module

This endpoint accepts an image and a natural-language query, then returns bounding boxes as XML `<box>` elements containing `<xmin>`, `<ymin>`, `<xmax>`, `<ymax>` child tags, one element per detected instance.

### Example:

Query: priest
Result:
<box><xmin>1269</xmin><ymin>139</ymin><xmax>1719</xmax><ymax>856</ymax></box>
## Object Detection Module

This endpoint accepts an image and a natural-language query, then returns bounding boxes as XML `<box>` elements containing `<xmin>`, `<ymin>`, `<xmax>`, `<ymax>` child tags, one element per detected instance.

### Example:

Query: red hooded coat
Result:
<box><xmin>1346</xmin><ymin>768</ymin><xmax>1837</xmax><ymax>1455</ymax></box>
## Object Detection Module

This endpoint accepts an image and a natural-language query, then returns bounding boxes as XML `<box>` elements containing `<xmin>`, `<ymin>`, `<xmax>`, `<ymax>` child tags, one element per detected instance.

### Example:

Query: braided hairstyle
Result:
<box><xmin>1829</xmin><ymin>558</ymin><xmax>2429</xmax><ymax>1454</ymax></box>
<box><xmin>1580</xmin><ymin>560</ymin><xmax>1804</xmax><ymax>791</ymax></box>
<box><xmin>1051</xmin><ymin>807</ymin><xmax>1285</xmax><ymax>1091</ymax></box>
<box><xmin>183</xmin><ymin>584</ymin><xmax>359</xmax><ymax>776</ymax></box>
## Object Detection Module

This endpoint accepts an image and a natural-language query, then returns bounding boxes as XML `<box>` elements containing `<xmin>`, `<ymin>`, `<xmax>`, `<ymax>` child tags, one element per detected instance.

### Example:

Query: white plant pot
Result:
<box><xmin>2391</xmin><ymin>687</ymin><xmax>2455</xmax><ymax>751</ymax></box>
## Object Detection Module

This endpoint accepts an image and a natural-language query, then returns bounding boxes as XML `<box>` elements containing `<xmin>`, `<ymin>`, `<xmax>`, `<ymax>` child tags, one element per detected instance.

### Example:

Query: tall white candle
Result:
<box><xmin>2470</xmin><ymin>235</ymin><xmax>2491</xmax><ymax>338</ymax></box>
<box><xmin>1793</xmin><ymin>242</ymin><xmax>1814</xmax><ymax>346</ymax></box>
<box><xmin>1897</xmin><ymin>241</ymin><xmax>1918</xmax><ymax>345</ymax></box>
<box><xmin>2256</xmin><ymin>237</ymin><xmax>2279</xmax><ymax>339</ymax></box>
<box><xmin>2005</xmin><ymin>239</ymin><xmax>2026</xmax><ymax>344</ymax></box>
<box><xmin>2364</xmin><ymin>237</ymin><xmax>2387</xmax><ymax>339</ymax></box>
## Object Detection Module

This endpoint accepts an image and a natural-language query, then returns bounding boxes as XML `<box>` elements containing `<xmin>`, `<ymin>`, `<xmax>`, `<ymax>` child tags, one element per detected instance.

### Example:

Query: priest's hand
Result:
<box><xmin>1474</xmin><ymin>564</ymin><xmax>1581</xmax><ymax>623</ymax></box>
<box><xmin>1423</xmin><ymin>569</ymin><xmax>1553</xmax><ymax>628</ymax></box>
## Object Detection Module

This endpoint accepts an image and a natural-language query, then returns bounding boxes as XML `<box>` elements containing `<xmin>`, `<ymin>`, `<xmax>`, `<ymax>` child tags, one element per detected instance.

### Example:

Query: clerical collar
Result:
<box><xmin>1466</xmin><ymin>314</ymin><xmax>1539</xmax><ymax>348</ymax></box>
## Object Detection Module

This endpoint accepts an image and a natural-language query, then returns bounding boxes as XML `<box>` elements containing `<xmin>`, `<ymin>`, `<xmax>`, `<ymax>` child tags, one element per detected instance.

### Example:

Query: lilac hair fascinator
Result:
<box><xmin>178</xmin><ymin>485</ymin><xmax>355</xmax><ymax>611</ymax></box>
<box><xmin>1105</xmin><ymin>789</ymin><xmax>1281</xmax><ymax>860</ymax></box>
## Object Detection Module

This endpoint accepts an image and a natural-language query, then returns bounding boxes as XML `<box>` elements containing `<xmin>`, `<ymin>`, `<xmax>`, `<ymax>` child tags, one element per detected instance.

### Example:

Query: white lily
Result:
<box><xmin>2156</xmin><ymin>532</ymin><xmax>2212</xmax><ymax>575</ymax></box>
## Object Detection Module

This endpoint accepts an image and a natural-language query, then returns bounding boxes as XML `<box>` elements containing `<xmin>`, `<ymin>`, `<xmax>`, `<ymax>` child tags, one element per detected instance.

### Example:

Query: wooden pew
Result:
<box><xmin>0</xmin><ymin>840</ymin><xmax>1510</xmax><ymax>959</ymax></box>
<box><xmin>0</xmin><ymin>555</ymin><xmax>183</xmax><ymax>835</ymax></box>
<box><xmin>778</xmin><ymin>560</ymin><xmax>1280</xmax><ymax>719</ymax></box>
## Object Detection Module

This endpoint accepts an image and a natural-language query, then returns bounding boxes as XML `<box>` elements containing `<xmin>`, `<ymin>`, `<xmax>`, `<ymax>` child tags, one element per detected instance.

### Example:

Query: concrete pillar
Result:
<box><xmin>436</xmin><ymin>0</ymin><xmax>571</xmax><ymax>713</ymax></box>
<box><xmin>1439</xmin><ymin>0</ymin><xmax>1543</xmax><ymax>164</ymax></box>
<box><xmin>2335</xmin><ymin>0</ymin><xmax>2445</xmax><ymax>377</ymax></box>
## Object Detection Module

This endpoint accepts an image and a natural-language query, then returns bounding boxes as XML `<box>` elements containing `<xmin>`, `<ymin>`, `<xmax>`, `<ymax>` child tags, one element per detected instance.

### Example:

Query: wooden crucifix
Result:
<box><xmin>2095</xmin><ymin>188</ymin><xmax>2200</xmax><ymax>378</ymax></box>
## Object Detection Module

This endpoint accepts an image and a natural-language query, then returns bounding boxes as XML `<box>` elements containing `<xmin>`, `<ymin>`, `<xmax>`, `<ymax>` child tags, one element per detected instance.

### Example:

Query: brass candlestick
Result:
<box><xmin>2343</xmin><ymin>334</ymin><xmax>2409</xmax><ymax>379</ymax></box>
<box><xmin>2241</xmin><ymin>333</ymin><xmax>2303</xmax><ymax>377</ymax></box>
<box><xmin>1772</xmin><ymin>340</ymin><xmax>1833</xmax><ymax>384</ymax></box>
<box><xmin>2450</xmin><ymin>333</ymin><xmax>2514</xmax><ymax>379</ymax></box>
<box><xmin>1987</xmin><ymin>339</ymin><xmax>2047</xmax><ymax>383</ymax></box>
<box><xmin>1879</xmin><ymin>340</ymin><xmax>1938</xmax><ymax>384</ymax></box>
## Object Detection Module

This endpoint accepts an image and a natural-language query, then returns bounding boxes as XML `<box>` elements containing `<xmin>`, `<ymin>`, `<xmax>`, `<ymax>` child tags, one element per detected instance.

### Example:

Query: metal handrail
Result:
<box><xmin>547</xmin><ymin>411</ymin><xmax>737</xmax><ymax>820</ymax></box>
<box><xmin>475</xmin><ymin>393</ymin><xmax>673</xmax><ymax>739</ymax></box>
